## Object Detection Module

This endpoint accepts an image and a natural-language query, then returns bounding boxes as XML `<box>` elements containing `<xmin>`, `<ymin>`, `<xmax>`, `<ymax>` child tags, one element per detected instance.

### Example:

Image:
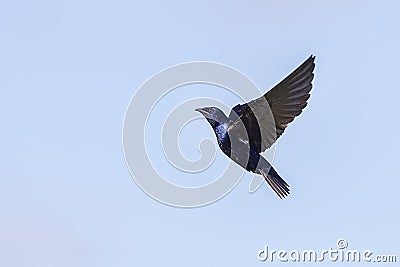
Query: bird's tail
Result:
<box><xmin>258</xmin><ymin>161</ymin><xmax>290</xmax><ymax>199</ymax></box>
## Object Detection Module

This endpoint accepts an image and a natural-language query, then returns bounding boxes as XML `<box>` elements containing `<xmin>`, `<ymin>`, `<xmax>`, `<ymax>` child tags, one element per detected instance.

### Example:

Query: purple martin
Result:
<box><xmin>196</xmin><ymin>55</ymin><xmax>315</xmax><ymax>198</ymax></box>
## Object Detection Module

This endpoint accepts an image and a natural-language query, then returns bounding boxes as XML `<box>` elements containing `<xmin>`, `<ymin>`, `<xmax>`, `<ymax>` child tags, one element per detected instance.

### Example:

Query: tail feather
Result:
<box><xmin>260</xmin><ymin>167</ymin><xmax>290</xmax><ymax>199</ymax></box>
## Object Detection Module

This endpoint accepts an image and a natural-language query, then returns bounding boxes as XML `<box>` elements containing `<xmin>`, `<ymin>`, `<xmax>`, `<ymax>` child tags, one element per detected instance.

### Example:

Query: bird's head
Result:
<box><xmin>195</xmin><ymin>106</ymin><xmax>229</xmax><ymax>127</ymax></box>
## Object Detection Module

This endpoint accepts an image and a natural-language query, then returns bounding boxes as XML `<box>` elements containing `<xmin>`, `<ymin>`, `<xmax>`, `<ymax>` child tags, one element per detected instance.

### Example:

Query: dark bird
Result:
<box><xmin>196</xmin><ymin>55</ymin><xmax>315</xmax><ymax>198</ymax></box>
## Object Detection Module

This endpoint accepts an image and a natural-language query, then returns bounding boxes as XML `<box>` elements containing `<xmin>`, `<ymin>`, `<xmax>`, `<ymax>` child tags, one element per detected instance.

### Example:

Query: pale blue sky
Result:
<box><xmin>1</xmin><ymin>1</ymin><xmax>399</xmax><ymax>266</ymax></box>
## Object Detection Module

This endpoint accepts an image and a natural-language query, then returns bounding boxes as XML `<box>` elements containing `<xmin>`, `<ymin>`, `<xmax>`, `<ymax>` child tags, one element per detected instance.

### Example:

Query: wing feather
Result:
<box><xmin>227</xmin><ymin>55</ymin><xmax>315</xmax><ymax>152</ymax></box>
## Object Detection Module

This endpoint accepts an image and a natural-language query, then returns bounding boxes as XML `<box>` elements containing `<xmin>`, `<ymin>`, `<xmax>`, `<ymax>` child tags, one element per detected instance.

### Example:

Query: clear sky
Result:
<box><xmin>1</xmin><ymin>1</ymin><xmax>399</xmax><ymax>266</ymax></box>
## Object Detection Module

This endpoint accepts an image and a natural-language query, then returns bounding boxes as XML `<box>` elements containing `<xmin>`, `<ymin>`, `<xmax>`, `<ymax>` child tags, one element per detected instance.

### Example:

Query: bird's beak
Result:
<box><xmin>195</xmin><ymin>108</ymin><xmax>208</xmax><ymax>115</ymax></box>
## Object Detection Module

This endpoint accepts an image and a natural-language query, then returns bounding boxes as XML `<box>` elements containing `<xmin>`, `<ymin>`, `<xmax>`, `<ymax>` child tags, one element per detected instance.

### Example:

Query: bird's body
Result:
<box><xmin>196</xmin><ymin>55</ymin><xmax>315</xmax><ymax>198</ymax></box>
<box><xmin>214</xmin><ymin>123</ymin><xmax>229</xmax><ymax>148</ymax></box>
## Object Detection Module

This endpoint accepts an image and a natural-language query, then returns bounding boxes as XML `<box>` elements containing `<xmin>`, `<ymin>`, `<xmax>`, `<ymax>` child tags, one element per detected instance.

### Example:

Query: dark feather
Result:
<box><xmin>227</xmin><ymin>55</ymin><xmax>315</xmax><ymax>153</ymax></box>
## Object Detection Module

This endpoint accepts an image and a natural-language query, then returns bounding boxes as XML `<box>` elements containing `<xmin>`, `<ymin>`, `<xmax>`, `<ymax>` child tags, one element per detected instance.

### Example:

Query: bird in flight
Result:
<box><xmin>196</xmin><ymin>55</ymin><xmax>315</xmax><ymax>198</ymax></box>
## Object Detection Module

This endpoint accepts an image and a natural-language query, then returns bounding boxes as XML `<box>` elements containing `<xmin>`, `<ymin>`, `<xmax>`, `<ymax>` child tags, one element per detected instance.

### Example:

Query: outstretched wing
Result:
<box><xmin>227</xmin><ymin>55</ymin><xmax>315</xmax><ymax>153</ymax></box>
